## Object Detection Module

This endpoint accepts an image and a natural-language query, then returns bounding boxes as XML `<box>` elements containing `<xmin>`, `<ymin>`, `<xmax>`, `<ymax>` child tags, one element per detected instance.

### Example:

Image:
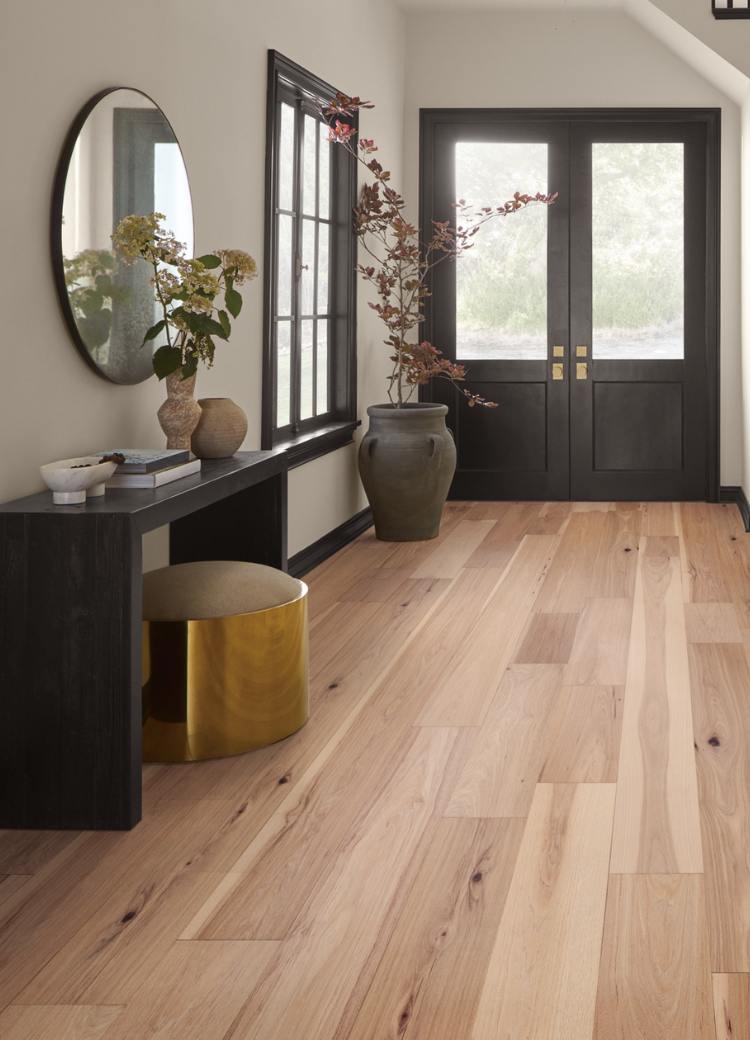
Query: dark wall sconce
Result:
<box><xmin>713</xmin><ymin>1</ymin><xmax>750</xmax><ymax>17</ymax></box>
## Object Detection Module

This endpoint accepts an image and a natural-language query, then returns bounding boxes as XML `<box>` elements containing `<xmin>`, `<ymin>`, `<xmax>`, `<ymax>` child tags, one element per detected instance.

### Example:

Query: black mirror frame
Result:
<box><xmin>50</xmin><ymin>86</ymin><xmax>194</xmax><ymax>385</ymax></box>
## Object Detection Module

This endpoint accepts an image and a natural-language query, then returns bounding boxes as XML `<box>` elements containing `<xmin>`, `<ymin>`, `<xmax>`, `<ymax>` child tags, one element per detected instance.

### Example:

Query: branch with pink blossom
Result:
<box><xmin>323</xmin><ymin>94</ymin><xmax>557</xmax><ymax>408</ymax></box>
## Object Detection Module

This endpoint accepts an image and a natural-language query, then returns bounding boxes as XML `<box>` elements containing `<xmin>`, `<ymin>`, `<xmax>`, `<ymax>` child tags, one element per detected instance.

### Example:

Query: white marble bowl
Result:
<box><xmin>40</xmin><ymin>456</ymin><xmax>118</xmax><ymax>505</ymax></box>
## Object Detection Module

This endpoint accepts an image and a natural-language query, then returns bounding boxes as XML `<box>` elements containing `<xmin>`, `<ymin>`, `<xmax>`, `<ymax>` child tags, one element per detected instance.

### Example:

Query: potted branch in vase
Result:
<box><xmin>112</xmin><ymin>213</ymin><xmax>257</xmax><ymax>456</ymax></box>
<box><xmin>324</xmin><ymin>96</ymin><xmax>556</xmax><ymax>541</ymax></box>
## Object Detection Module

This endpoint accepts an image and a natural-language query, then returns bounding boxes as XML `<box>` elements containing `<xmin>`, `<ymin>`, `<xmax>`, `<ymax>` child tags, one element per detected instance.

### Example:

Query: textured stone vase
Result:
<box><xmin>191</xmin><ymin>397</ymin><xmax>248</xmax><ymax>459</ymax></box>
<box><xmin>157</xmin><ymin>373</ymin><xmax>202</xmax><ymax>451</ymax></box>
<box><xmin>359</xmin><ymin>403</ymin><xmax>457</xmax><ymax>542</ymax></box>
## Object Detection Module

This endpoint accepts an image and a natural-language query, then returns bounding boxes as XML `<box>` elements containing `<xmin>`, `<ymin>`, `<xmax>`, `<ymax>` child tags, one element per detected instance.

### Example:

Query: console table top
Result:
<box><xmin>0</xmin><ymin>451</ymin><xmax>287</xmax><ymax>533</ymax></box>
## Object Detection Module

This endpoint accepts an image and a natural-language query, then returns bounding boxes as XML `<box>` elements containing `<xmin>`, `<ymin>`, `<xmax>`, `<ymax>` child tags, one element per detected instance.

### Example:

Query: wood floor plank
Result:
<box><xmin>713</xmin><ymin>974</ymin><xmax>750</xmax><ymax>1040</ymax></box>
<box><xmin>643</xmin><ymin>534</ymin><xmax>680</xmax><ymax>557</ymax></box>
<box><xmin>689</xmin><ymin>642</ymin><xmax>750</xmax><ymax>971</ymax></box>
<box><xmin>589</xmin><ymin>504</ymin><xmax>641</xmax><ymax>599</ymax></box>
<box><xmin>540</xmin><ymin>685</ymin><xmax>624</xmax><ymax>782</ymax></box>
<box><xmin>444</xmin><ymin>665</ymin><xmax>563</xmax><ymax>818</ymax></box>
<box><xmin>610</xmin><ymin>538</ymin><xmax>704</xmax><ymax>873</ymax></box>
<box><xmin>464</xmin><ymin>502</ymin><xmax>541</xmax><ymax>570</ymax></box>
<box><xmin>685</xmin><ymin>602</ymin><xmax>743</xmax><ymax>644</ymax></box>
<box><xmin>534</xmin><ymin>512</ymin><xmax>610</xmax><ymax>612</ymax></box>
<box><xmin>641</xmin><ymin>500</ymin><xmax>677</xmax><ymax>536</ymax></box>
<box><xmin>411</xmin><ymin>520</ymin><xmax>496</xmax><ymax>579</ymax></box>
<box><xmin>514</xmin><ymin>612</ymin><xmax>579</xmax><ymax>665</ymax></box>
<box><xmin>0</xmin><ymin>1004</ymin><xmax>123</xmax><ymax>1039</ymax></box>
<box><xmin>0</xmin><ymin>831</ymin><xmax>78</xmax><ymax>876</ymax></box>
<box><xmin>342</xmin><ymin>818</ymin><xmax>524</xmax><ymax>1040</ymax></box>
<box><xmin>189</xmin><ymin>568</ymin><xmax>503</xmax><ymax>942</ymax></box>
<box><xmin>222</xmin><ymin>727</ymin><xmax>458</xmax><ymax>1040</ymax></box>
<box><xmin>526</xmin><ymin>500</ymin><xmax>572</xmax><ymax>535</ymax></box>
<box><xmin>593</xmin><ymin>875</ymin><xmax>714</xmax><ymax>1039</ymax></box>
<box><xmin>101</xmin><ymin>940</ymin><xmax>278</xmax><ymax>1040</ymax></box>
<box><xmin>471</xmin><ymin>783</ymin><xmax>615</xmax><ymax>1040</ymax></box>
<box><xmin>418</xmin><ymin>535</ymin><xmax>558</xmax><ymax>726</ymax></box>
<box><xmin>0</xmin><ymin>875</ymin><xmax>30</xmax><ymax>908</ymax></box>
<box><xmin>680</xmin><ymin>502</ymin><xmax>732</xmax><ymax>603</ymax></box>
<box><xmin>562</xmin><ymin>597</ymin><xmax>632</xmax><ymax>686</ymax></box>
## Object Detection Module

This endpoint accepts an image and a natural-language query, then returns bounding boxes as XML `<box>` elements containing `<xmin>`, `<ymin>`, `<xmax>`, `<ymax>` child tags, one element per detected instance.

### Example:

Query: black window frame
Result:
<box><xmin>262</xmin><ymin>51</ymin><xmax>359</xmax><ymax>467</ymax></box>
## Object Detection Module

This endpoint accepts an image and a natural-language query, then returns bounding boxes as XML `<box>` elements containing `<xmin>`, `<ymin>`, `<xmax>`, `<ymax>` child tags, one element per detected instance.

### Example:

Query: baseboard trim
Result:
<box><xmin>720</xmin><ymin>486</ymin><xmax>750</xmax><ymax>532</ymax></box>
<box><xmin>289</xmin><ymin>507</ymin><xmax>373</xmax><ymax>578</ymax></box>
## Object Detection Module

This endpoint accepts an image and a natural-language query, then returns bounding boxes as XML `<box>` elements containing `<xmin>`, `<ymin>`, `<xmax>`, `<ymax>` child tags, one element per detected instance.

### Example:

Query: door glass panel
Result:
<box><xmin>455</xmin><ymin>142</ymin><xmax>548</xmax><ymax>360</ymax></box>
<box><xmin>592</xmin><ymin>142</ymin><xmax>684</xmax><ymax>360</ymax></box>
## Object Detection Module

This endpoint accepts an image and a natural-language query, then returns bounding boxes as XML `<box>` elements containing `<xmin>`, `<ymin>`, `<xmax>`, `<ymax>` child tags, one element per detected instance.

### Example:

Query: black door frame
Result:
<box><xmin>419</xmin><ymin>107</ymin><xmax>721</xmax><ymax>502</ymax></box>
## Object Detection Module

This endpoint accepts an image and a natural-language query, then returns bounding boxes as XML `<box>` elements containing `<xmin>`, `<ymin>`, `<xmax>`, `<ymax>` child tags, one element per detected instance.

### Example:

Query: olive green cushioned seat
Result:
<box><xmin>142</xmin><ymin>560</ymin><xmax>309</xmax><ymax>763</ymax></box>
<box><xmin>143</xmin><ymin>559</ymin><xmax>302</xmax><ymax>620</ymax></box>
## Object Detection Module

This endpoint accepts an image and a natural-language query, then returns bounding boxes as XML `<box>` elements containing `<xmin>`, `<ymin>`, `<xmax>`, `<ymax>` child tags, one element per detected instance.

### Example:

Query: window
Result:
<box><xmin>263</xmin><ymin>52</ymin><xmax>358</xmax><ymax>463</ymax></box>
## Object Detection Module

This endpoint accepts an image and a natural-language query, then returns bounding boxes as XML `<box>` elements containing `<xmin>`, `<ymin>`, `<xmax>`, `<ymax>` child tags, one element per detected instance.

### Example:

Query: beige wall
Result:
<box><xmin>0</xmin><ymin>0</ymin><xmax>404</xmax><ymax>558</ymax></box>
<box><xmin>403</xmin><ymin>6</ymin><xmax>744</xmax><ymax>486</ymax></box>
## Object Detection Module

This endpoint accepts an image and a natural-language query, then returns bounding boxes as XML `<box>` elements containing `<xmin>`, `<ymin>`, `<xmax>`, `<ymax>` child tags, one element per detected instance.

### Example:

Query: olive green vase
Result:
<box><xmin>358</xmin><ymin>403</ymin><xmax>457</xmax><ymax>542</ymax></box>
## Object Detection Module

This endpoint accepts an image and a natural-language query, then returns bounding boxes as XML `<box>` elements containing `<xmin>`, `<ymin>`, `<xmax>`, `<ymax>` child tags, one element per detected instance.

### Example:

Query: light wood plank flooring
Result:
<box><xmin>2</xmin><ymin>500</ymin><xmax>749</xmax><ymax>1038</ymax></box>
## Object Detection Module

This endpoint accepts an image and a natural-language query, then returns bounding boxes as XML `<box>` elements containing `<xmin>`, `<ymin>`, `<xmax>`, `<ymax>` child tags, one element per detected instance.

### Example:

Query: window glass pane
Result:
<box><xmin>317</xmin><ymin>319</ymin><xmax>329</xmax><ymax>414</ymax></box>
<box><xmin>455</xmin><ymin>142</ymin><xmax>548</xmax><ymax>360</ymax></box>
<box><xmin>303</xmin><ymin>115</ymin><xmax>317</xmax><ymax>217</ymax></box>
<box><xmin>276</xmin><ymin>213</ymin><xmax>293</xmax><ymax>316</ymax></box>
<box><xmin>317</xmin><ymin>224</ymin><xmax>330</xmax><ymax>314</ymax></box>
<box><xmin>276</xmin><ymin>321</ymin><xmax>291</xmax><ymax>427</ymax></box>
<box><xmin>300</xmin><ymin>219</ymin><xmax>315</xmax><ymax>315</ymax></box>
<box><xmin>592</xmin><ymin>142</ymin><xmax>684</xmax><ymax>360</ymax></box>
<box><xmin>319</xmin><ymin>121</ymin><xmax>330</xmax><ymax>219</ymax></box>
<box><xmin>301</xmin><ymin>319</ymin><xmax>314</xmax><ymax>420</ymax></box>
<box><xmin>278</xmin><ymin>103</ymin><xmax>295</xmax><ymax>211</ymax></box>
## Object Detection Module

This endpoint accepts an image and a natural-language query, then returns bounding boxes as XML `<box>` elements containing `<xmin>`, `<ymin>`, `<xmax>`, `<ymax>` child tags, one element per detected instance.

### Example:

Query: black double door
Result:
<box><xmin>421</xmin><ymin>110</ymin><xmax>719</xmax><ymax>501</ymax></box>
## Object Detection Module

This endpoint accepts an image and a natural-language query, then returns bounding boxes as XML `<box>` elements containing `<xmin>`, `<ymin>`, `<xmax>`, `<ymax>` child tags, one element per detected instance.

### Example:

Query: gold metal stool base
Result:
<box><xmin>142</xmin><ymin>585</ymin><xmax>309</xmax><ymax>762</ymax></box>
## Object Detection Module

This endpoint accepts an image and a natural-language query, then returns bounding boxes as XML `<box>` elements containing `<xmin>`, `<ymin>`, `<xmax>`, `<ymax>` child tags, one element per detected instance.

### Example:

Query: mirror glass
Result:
<box><xmin>55</xmin><ymin>88</ymin><xmax>193</xmax><ymax>384</ymax></box>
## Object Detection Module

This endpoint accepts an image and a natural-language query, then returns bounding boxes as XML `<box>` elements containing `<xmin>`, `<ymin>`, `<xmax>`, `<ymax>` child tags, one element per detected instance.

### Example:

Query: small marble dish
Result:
<box><xmin>40</xmin><ymin>456</ymin><xmax>118</xmax><ymax>505</ymax></box>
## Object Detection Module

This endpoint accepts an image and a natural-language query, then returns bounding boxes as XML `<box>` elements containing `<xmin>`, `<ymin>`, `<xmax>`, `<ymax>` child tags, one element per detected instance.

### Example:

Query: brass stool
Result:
<box><xmin>142</xmin><ymin>560</ymin><xmax>308</xmax><ymax>762</ymax></box>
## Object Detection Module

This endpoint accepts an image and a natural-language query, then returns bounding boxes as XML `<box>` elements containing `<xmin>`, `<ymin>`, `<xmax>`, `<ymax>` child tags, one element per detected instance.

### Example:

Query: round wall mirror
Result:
<box><xmin>52</xmin><ymin>88</ymin><xmax>194</xmax><ymax>384</ymax></box>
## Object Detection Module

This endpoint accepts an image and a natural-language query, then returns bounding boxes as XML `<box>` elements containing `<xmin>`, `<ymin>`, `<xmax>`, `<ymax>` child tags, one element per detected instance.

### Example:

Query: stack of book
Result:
<box><xmin>98</xmin><ymin>449</ymin><xmax>202</xmax><ymax>489</ymax></box>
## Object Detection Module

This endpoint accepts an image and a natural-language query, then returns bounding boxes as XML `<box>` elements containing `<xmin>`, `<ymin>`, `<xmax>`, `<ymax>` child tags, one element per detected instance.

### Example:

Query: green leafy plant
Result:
<box><xmin>63</xmin><ymin>249</ymin><xmax>128</xmax><ymax>356</ymax></box>
<box><xmin>112</xmin><ymin>213</ymin><xmax>257</xmax><ymax>380</ymax></box>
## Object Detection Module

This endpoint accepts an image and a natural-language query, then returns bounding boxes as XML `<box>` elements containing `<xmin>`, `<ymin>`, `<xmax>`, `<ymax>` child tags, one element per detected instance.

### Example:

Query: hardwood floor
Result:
<box><xmin>1</xmin><ymin>500</ymin><xmax>748</xmax><ymax>1038</ymax></box>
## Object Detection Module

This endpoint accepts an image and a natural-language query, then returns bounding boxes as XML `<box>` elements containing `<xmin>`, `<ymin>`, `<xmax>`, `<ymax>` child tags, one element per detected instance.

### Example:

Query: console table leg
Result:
<box><xmin>0</xmin><ymin>514</ymin><xmax>142</xmax><ymax>829</ymax></box>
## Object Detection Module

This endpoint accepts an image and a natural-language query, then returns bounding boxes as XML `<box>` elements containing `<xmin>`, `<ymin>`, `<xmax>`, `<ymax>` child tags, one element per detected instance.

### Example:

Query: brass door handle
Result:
<box><xmin>552</xmin><ymin>362</ymin><xmax>564</xmax><ymax>381</ymax></box>
<box><xmin>576</xmin><ymin>362</ymin><xmax>588</xmax><ymax>380</ymax></box>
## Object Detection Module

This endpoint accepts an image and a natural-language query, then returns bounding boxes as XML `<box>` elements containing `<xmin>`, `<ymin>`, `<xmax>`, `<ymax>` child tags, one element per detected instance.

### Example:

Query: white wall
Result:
<box><xmin>404</xmin><ymin>6</ymin><xmax>744</xmax><ymax>486</ymax></box>
<box><xmin>0</xmin><ymin>0</ymin><xmax>404</xmax><ymax>557</ymax></box>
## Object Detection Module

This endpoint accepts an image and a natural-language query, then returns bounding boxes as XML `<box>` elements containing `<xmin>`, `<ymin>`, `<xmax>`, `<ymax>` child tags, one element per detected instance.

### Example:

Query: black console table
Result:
<box><xmin>0</xmin><ymin>452</ymin><xmax>288</xmax><ymax>831</ymax></box>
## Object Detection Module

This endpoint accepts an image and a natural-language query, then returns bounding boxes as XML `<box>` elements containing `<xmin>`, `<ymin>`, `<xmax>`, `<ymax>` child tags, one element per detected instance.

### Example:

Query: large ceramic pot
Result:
<box><xmin>191</xmin><ymin>397</ymin><xmax>248</xmax><ymax>459</ymax></box>
<box><xmin>157</xmin><ymin>373</ymin><xmax>201</xmax><ymax>451</ymax></box>
<box><xmin>359</xmin><ymin>403</ymin><xmax>457</xmax><ymax>541</ymax></box>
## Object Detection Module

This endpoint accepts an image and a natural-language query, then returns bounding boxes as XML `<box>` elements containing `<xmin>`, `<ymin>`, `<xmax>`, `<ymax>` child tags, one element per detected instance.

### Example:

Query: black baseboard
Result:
<box><xmin>720</xmin><ymin>486</ymin><xmax>750</xmax><ymax>532</ymax></box>
<box><xmin>289</xmin><ymin>507</ymin><xmax>373</xmax><ymax>578</ymax></box>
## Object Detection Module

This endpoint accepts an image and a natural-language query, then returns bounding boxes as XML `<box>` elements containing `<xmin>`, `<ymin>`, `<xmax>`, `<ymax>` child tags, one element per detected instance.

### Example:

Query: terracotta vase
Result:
<box><xmin>157</xmin><ymin>373</ymin><xmax>202</xmax><ymax>451</ymax></box>
<box><xmin>191</xmin><ymin>397</ymin><xmax>248</xmax><ymax>459</ymax></box>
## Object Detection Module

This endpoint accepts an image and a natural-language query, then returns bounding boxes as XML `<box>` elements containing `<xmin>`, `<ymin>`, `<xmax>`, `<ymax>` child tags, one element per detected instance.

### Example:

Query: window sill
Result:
<box><xmin>276</xmin><ymin>420</ymin><xmax>360</xmax><ymax>469</ymax></box>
